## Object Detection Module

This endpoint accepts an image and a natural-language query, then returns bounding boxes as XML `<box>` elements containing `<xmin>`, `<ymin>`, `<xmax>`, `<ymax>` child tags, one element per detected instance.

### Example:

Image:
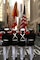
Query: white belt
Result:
<box><xmin>3</xmin><ymin>39</ymin><xmax>8</xmax><ymax>41</ymax></box>
<box><xmin>12</xmin><ymin>39</ymin><xmax>18</xmax><ymax>41</ymax></box>
<box><xmin>20</xmin><ymin>39</ymin><xmax>25</xmax><ymax>42</ymax></box>
<box><xmin>28</xmin><ymin>39</ymin><xmax>34</xmax><ymax>41</ymax></box>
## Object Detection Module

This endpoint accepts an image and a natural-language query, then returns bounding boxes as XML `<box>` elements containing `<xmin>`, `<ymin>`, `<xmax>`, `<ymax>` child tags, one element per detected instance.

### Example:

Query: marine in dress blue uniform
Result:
<box><xmin>26</xmin><ymin>29</ymin><xmax>36</xmax><ymax>60</ymax></box>
<box><xmin>18</xmin><ymin>28</ymin><xmax>26</xmax><ymax>60</ymax></box>
<box><xmin>2</xmin><ymin>28</ymin><xmax>12</xmax><ymax>60</ymax></box>
<box><xmin>12</xmin><ymin>28</ymin><xmax>18</xmax><ymax>60</ymax></box>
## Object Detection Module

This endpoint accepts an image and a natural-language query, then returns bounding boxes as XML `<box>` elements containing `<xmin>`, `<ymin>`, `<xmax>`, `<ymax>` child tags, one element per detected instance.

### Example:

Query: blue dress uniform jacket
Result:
<box><xmin>2</xmin><ymin>31</ymin><xmax>12</xmax><ymax>46</ymax></box>
<box><xmin>12</xmin><ymin>33</ymin><xmax>18</xmax><ymax>46</ymax></box>
<box><xmin>18</xmin><ymin>32</ymin><xmax>26</xmax><ymax>46</ymax></box>
<box><xmin>27</xmin><ymin>32</ymin><xmax>36</xmax><ymax>46</ymax></box>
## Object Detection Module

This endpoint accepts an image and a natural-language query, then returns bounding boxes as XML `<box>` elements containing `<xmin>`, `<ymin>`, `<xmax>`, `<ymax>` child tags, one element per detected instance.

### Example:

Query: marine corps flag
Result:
<box><xmin>12</xmin><ymin>2</ymin><xmax>19</xmax><ymax>29</ymax></box>
<box><xmin>12</xmin><ymin>2</ymin><xmax>19</xmax><ymax>19</ymax></box>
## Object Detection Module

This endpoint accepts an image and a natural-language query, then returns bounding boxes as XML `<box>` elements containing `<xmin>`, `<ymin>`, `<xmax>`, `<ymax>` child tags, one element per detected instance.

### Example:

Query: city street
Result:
<box><xmin>0</xmin><ymin>0</ymin><xmax>40</xmax><ymax>60</ymax></box>
<box><xmin>0</xmin><ymin>36</ymin><xmax>40</xmax><ymax>60</ymax></box>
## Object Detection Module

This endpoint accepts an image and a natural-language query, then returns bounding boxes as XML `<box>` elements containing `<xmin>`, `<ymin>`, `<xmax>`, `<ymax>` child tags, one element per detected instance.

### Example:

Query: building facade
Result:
<box><xmin>30</xmin><ymin>0</ymin><xmax>40</xmax><ymax>33</ymax></box>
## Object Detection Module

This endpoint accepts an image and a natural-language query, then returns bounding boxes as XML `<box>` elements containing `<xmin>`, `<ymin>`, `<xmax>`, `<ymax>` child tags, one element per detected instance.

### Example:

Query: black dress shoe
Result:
<box><xmin>15</xmin><ymin>57</ymin><xmax>17</xmax><ymax>60</ymax></box>
<box><xmin>23</xmin><ymin>57</ymin><xmax>25</xmax><ymax>60</ymax></box>
<box><xmin>6</xmin><ymin>58</ymin><xmax>9</xmax><ymax>60</ymax></box>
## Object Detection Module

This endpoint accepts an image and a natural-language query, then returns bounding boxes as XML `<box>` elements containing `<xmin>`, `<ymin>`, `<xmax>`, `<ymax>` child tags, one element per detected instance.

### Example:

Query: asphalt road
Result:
<box><xmin>0</xmin><ymin>36</ymin><xmax>40</xmax><ymax>60</ymax></box>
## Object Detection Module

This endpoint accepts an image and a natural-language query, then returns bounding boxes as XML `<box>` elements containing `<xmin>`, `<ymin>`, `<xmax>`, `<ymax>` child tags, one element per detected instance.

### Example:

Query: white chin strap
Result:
<box><xmin>4</xmin><ymin>28</ymin><xmax>9</xmax><ymax>31</ymax></box>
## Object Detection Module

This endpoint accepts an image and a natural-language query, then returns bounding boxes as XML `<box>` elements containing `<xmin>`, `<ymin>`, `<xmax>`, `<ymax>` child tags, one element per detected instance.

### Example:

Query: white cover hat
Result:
<box><xmin>20</xmin><ymin>28</ymin><xmax>25</xmax><ymax>31</ymax></box>
<box><xmin>4</xmin><ymin>28</ymin><xmax>9</xmax><ymax>31</ymax></box>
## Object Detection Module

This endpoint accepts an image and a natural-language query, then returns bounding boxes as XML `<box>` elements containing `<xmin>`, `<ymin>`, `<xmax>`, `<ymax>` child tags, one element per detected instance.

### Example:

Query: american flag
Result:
<box><xmin>20</xmin><ymin>4</ymin><xmax>28</xmax><ymax>29</ymax></box>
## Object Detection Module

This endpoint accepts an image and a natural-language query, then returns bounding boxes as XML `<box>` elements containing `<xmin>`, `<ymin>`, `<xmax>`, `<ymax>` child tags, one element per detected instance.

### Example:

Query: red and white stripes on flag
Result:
<box><xmin>20</xmin><ymin>3</ymin><xmax>28</xmax><ymax>30</ymax></box>
<box><xmin>20</xmin><ymin>15</ymin><xmax>28</xmax><ymax>29</ymax></box>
